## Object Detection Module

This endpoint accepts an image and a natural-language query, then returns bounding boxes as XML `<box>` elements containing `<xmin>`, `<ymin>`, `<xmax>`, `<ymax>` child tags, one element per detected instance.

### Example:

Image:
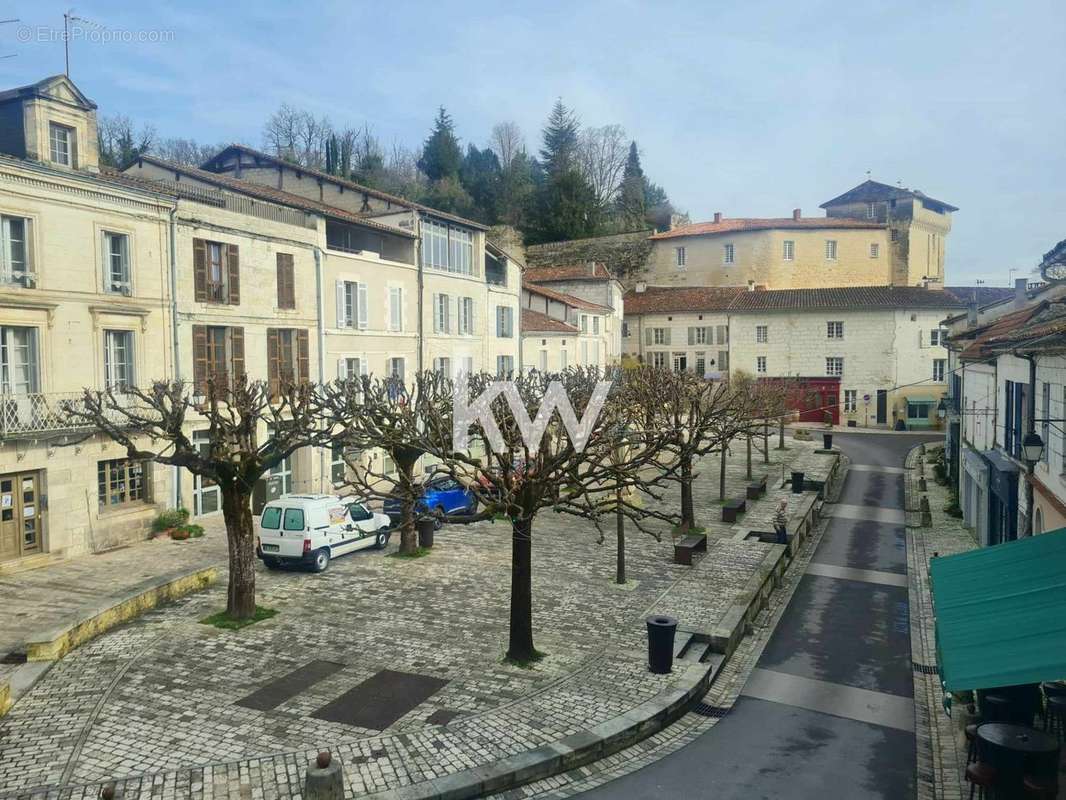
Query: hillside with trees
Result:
<box><xmin>98</xmin><ymin>98</ymin><xmax>677</xmax><ymax>245</ymax></box>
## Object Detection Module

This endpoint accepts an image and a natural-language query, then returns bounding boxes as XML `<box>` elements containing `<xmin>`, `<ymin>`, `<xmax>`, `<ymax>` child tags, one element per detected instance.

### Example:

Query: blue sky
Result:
<box><xmin>2</xmin><ymin>0</ymin><xmax>1063</xmax><ymax>286</ymax></box>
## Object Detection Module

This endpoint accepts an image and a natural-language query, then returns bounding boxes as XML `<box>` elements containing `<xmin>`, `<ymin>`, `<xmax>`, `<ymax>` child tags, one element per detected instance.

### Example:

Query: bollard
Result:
<box><xmin>100</xmin><ymin>784</ymin><xmax>120</xmax><ymax>800</ymax></box>
<box><xmin>920</xmin><ymin>495</ymin><xmax>932</xmax><ymax>527</ymax></box>
<box><xmin>822</xmin><ymin>433</ymin><xmax>833</xmax><ymax>451</ymax></box>
<box><xmin>646</xmin><ymin>615</ymin><xmax>678</xmax><ymax>674</ymax></box>
<box><xmin>416</xmin><ymin>517</ymin><xmax>435</xmax><ymax>549</ymax></box>
<box><xmin>305</xmin><ymin>751</ymin><xmax>344</xmax><ymax>800</ymax></box>
<box><xmin>791</xmin><ymin>471</ymin><xmax>805</xmax><ymax>494</ymax></box>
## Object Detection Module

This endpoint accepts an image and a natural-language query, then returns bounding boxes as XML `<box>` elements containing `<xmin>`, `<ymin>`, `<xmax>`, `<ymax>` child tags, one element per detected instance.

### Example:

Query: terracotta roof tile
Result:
<box><xmin>521</xmin><ymin>308</ymin><xmax>578</xmax><ymax>334</ymax></box>
<box><xmin>624</xmin><ymin>285</ymin><xmax>966</xmax><ymax>315</ymax></box>
<box><xmin>524</xmin><ymin>263</ymin><xmax>614</xmax><ymax>282</ymax></box>
<box><xmin>649</xmin><ymin>217</ymin><xmax>884</xmax><ymax>240</ymax></box>
<box><xmin>623</xmin><ymin>286</ymin><xmax>746</xmax><ymax>315</ymax></box>
<box><xmin>956</xmin><ymin>304</ymin><xmax>1047</xmax><ymax>360</ymax></box>
<box><xmin>523</xmin><ymin>281</ymin><xmax>611</xmax><ymax>313</ymax></box>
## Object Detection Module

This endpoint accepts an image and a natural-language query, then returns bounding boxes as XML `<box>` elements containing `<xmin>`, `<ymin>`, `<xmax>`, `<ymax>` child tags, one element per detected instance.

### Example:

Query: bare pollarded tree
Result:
<box><xmin>63</xmin><ymin>378</ymin><xmax>327</xmax><ymax>620</ymax></box>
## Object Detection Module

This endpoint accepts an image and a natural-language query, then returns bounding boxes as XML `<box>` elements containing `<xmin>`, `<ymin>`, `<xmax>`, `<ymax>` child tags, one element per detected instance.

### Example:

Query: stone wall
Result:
<box><xmin>525</xmin><ymin>230</ymin><xmax>653</xmax><ymax>286</ymax></box>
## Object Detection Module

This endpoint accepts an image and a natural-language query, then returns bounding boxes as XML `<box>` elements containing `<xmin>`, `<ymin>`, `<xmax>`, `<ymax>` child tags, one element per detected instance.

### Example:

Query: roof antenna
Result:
<box><xmin>865</xmin><ymin>169</ymin><xmax>871</xmax><ymax>181</ymax></box>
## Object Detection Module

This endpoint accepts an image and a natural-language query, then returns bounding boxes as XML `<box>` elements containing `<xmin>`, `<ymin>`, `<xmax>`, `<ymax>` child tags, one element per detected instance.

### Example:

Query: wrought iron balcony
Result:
<box><xmin>0</xmin><ymin>391</ymin><xmax>130</xmax><ymax>439</ymax></box>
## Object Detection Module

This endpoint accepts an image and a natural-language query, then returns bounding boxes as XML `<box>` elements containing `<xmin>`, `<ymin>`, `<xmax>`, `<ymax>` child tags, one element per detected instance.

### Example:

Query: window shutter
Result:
<box><xmin>297</xmin><ymin>329</ymin><xmax>310</xmax><ymax>382</ymax></box>
<box><xmin>230</xmin><ymin>327</ymin><xmax>245</xmax><ymax>386</ymax></box>
<box><xmin>267</xmin><ymin>328</ymin><xmax>280</xmax><ymax>397</ymax></box>
<box><xmin>192</xmin><ymin>325</ymin><xmax>207</xmax><ymax>392</ymax></box>
<box><xmin>432</xmin><ymin>293</ymin><xmax>440</xmax><ymax>333</ymax></box>
<box><xmin>338</xmin><ymin>357</ymin><xmax>349</xmax><ymax>378</ymax></box>
<box><xmin>336</xmin><ymin>281</ymin><xmax>347</xmax><ymax>327</ymax></box>
<box><xmin>276</xmin><ymin>254</ymin><xmax>294</xmax><ymax>309</ymax></box>
<box><xmin>357</xmin><ymin>283</ymin><xmax>368</xmax><ymax>330</ymax></box>
<box><xmin>717</xmin><ymin>325</ymin><xmax>728</xmax><ymax>344</ymax></box>
<box><xmin>645</xmin><ymin>328</ymin><xmax>652</xmax><ymax>346</ymax></box>
<box><xmin>664</xmin><ymin>328</ymin><xmax>671</xmax><ymax>346</ymax></box>
<box><xmin>687</xmin><ymin>327</ymin><xmax>695</xmax><ymax>346</ymax></box>
<box><xmin>226</xmin><ymin>244</ymin><xmax>240</xmax><ymax>305</ymax></box>
<box><xmin>193</xmin><ymin>239</ymin><xmax>207</xmax><ymax>303</ymax></box>
<box><xmin>448</xmin><ymin>295</ymin><xmax>456</xmax><ymax>334</ymax></box>
<box><xmin>469</xmin><ymin>299</ymin><xmax>476</xmax><ymax>335</ymax></box>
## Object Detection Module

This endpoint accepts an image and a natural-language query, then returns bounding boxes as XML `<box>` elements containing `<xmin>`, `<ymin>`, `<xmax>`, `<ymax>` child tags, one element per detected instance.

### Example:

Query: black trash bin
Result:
<box><xmin>822</xmin><ymin>433</ymin><xmax>833</xmax><ymax>450</ymax></box>
<box><xmin>791</xmin><ymin>471</ymin><xmax>805</xmax><ymax>493</ymax></box>
<box><xmin>416</xmin><ymin>517</ymin><xmax>435</xmax><ymax>549</ymax></box>
<box><xmin>646</xmin><ymin>615</ymin><xmax>678</xmax><ymax>674</ymax></box>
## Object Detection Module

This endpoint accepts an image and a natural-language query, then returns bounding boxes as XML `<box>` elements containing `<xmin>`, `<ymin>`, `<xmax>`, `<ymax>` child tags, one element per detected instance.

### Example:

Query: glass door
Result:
<box><xmin>192</xmin><ymin>430</ymin><xmax>221</xmax><ymax>516</ymax></box>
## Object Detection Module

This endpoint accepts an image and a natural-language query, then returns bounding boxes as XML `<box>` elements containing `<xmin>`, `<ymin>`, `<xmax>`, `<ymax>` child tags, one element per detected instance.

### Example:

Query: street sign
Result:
<box><xmin>863</xmin><ymin>394</ymin><xmax>870</xmax><ymax>405</ymax></box>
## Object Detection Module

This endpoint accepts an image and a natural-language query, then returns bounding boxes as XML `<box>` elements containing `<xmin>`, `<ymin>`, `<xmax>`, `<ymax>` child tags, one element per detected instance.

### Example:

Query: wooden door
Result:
<box><xmin>0</xmin><ymin>471</ymin><xmax>42</xmax><ymax>562</ymax></box>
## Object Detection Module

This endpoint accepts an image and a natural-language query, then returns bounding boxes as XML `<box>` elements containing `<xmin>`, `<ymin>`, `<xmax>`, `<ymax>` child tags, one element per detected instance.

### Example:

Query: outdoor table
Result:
<box><xmin>976</xmin><ymin>723</ymin><xmax>1060</xmax><ymax>798</ymax></box>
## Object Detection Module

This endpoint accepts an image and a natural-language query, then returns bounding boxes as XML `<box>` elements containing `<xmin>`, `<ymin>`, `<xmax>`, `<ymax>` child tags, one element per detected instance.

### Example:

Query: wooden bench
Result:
<box><xmin>673</xmin><ymin>533</ymin><xmax>707</xmax><ymax>565</ymax></box>
<box><xmin>746</xmin><ymin>475</ymin><xmax>768</xmax><ymax>500</ymax></box>
<box><xmin>722</xmin><ymin>498</ymin><xmax>747</xmax><ymax>523</ymax></box>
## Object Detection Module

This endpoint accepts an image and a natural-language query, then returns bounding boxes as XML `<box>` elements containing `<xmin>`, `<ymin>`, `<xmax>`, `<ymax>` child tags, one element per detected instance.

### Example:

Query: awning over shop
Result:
<box><xmin>930</xmin><ymin>528</ymin><xmax>1066</xmax><ymax>691</ymax></box>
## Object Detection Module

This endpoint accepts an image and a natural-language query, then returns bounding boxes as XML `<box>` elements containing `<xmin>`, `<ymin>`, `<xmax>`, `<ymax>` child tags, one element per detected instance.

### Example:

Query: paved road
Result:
<box><xmin>578</xmin><ymin>432</ymin><xmax>941</xmax><ymax>800</ymax></box>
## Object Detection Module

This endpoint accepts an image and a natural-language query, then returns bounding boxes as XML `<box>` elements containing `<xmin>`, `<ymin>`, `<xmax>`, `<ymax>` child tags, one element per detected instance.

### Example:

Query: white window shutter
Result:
<box><xmin>357</xmin><ymin>282</ymin><xmax>368</xmax><ymax>329</ymax></box>
<box><xmin>645</xmin><ymin>328</ymin><xmax>652</xmax><ymax>346</ymax></box>
<box><xmin>664</xmin><ymin>328</ymin><xmax>671</xmax><ymax>346</ymax></box>
<box><xmin>336</xmin><ymin>280</ymin><xmax>347</xmax><ymax>328</ymax></box>
<box><xmin>338</xmin><ymin>357</ymin><xmax>348</xmax><ymax>378</ymax></box>
<box><xmin>448</xmin><ymin>295</ymin><xmax>456</xmax><ymax>334</ymax></box>
<box><xmin>432</xmin><ymin>293</ymin><xmax>440</xmax><ymax>333</ymax></box>
<box><xmin>397</xmin><ymin>287</ymin><xmax>404</xmax><ymax>331</ymax></box>
<box><xmin>687</xmin><ymin>327</ymin><xmax>694</xmax><ymax>346</ymax></box>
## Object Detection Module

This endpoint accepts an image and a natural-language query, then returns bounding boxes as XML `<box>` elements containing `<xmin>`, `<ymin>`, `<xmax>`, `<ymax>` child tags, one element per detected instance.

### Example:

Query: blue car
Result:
<box><xmin>383</xmin><ymin>475</ymin><xmax>477</xmax><ymax>529</ymax></box>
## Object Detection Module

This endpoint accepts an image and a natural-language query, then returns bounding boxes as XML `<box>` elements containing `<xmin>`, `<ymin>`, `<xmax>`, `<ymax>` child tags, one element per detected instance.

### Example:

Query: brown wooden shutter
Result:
<box><xmin>226</xmin><ymin>244</ymin><xmax>240</xmax><ymax>305</ymax></box>
<box><xmin>192</xmin><ymin>325</ymin><xmax>207</xmax><ymax>392</ymax></box>
<box><xmin>193</xmin><ymin>239</ymin><xmax>207</xmax><ymax>303</ymax></box>
<box><xmin>229</xmin><ymin>327</ymin><xmax>245</xmax><ymax>387</ymax></box>
<box><xmin>276</xmin><ymin>253</ymin><xmax>295</xmax><ymax>309</ymax></box>
<box><xmin>267</xmin><ymin>328</ymin><xmax>280</xmax><ymax>397</ymax></box>
<box><xmin>297</xmin><ymin>329</ymin><xmax>310</xmax><ymax>383</ymax></box>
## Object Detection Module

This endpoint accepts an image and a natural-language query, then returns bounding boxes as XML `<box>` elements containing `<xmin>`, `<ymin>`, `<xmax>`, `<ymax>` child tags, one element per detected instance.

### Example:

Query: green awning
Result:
<box><xmin>930</xmin><ymin>527</ymin><xmax>1066</xmax><ymax>691</ymax></box>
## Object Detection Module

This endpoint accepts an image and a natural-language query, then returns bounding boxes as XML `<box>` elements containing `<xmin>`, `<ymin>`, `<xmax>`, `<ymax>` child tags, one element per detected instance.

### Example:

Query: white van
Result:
<box><xmin>256</xmin><ymin>494</ymin><xmax>392</xmax><ymax>572</ymax></box>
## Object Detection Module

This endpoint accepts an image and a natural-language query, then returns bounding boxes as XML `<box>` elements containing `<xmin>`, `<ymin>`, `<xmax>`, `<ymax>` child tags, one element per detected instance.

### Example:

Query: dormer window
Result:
<box><xmin>49</xmin><ymin>122</ymin><xmax>75</xmax><ymax>167</ymax></box>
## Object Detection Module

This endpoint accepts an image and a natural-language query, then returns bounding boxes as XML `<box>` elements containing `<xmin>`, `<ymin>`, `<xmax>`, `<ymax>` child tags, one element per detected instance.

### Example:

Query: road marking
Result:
<box><xmin>825</xmin><ymin>503</ymin><xmax>906</xmax><ymax>524</ymax></box>
<box><xmin>741</xmin><ymin>668</ymin><xmax>914</xmax><ymax>732</ymax></box>
<box><xmin>847</xmin><ymin>464</ymin><xmax>906</xmax><ymax>475</ymax></box>
<box><xmin>805</xmin><ymin>562</ymin><xmax>908</xmax><ymax>588</ymax></box>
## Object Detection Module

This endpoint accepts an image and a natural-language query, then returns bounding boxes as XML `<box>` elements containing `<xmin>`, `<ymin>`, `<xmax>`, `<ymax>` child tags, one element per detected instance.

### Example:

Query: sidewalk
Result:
<box><xmin>789</xmin><ymin>421</ymin><xmax>948</xmax><ymax>436</ymax></box>
<box><xmin>0</xmin><ymin>521</ymin><xmax>227</xmax><ymax>668</ymax></box>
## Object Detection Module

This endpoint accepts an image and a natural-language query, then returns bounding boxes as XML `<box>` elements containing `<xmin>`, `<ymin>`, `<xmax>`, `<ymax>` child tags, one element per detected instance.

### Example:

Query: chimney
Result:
<box><xmin>635</xmin><ymin>281</ymin><xmax>647</xmax><ymax>294</ymax></box>
<box><xmin>792</xmin><ymin>208</ymin><xmax>801</xmax><ymax>221</ymax></box>
<box><xmin>747</xmin><ymin>279</ymin><xmax>756</xmax><ymax>292</ymax></box>
<box><xmin>1014</xmin><ymin>277</ymin><xmax>1029</xmax><ymax>306</ymax></box>
<box><xmin>713</xmin><ymin>212</ymin><xmax>722</xmax><ymax>224</ymax></box>
<box><xmin>587</xmin><ymin>260</ymin><xmax>597</xmax><ymax>276</ymax></box>
<box><xmin>966</xmin><ymin>302</ymin><xmax>978</xmax><ymax>328</ymax></box>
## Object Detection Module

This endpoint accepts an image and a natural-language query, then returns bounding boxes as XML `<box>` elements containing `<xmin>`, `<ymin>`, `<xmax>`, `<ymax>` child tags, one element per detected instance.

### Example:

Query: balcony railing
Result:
<box><xmin>0</xmin><ymin>392</ymin><xmax>136</xmax><ymax>438</ymax></box>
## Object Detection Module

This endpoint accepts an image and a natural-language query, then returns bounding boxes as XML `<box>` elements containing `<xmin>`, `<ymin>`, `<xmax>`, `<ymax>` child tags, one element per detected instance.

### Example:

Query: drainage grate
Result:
<box><xmin>690</xmin><ymin>702</ymin><xmax>730</xmax><ymax>718</ymax></box>
<box><xmin>912</xmin><ymin>661</ymin><xmax>939</xmax><ymax>675</ymax></box>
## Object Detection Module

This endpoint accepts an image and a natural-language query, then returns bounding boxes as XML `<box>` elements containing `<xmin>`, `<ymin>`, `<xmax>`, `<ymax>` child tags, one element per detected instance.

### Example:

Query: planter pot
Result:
<box><xmin>646</xmin><ymin>614</ymin><xmax>678</xmax><ymax>674</ymax></box>
<box><xmin>169</xmin><ymin>527</ymin><xmax>190</xmax><ymax>541</ymax></box>
<box><xmin>791</xmin><ymin>471</ymin><xmax>805</xmax><ymax>494</ymax></box>
<box><xmin>416</xmin><ymin>518</ymin><xmax>435</xmax><ymax>549</ymax></box>
<box><xmin>822</xmin><ymin>433</ymin><xmax>834</xmax><ymax>450</ymax></box>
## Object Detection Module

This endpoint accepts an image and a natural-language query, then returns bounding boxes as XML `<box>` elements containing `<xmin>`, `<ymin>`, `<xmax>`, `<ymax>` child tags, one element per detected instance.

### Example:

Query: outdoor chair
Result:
<box><xmin>965</xmin><ymin>760</ymin><xmax>998</xmax><ymax>800</ymax></box>
<box><xmin>1022</xmin><ymin>773</ymin><xmax>1059</xmax><ymax>799</ymax></box>
<box><xmin>1043</xmin><ymin>694</ymin><xmax>1066</xmax><ymax>741</ymax></box>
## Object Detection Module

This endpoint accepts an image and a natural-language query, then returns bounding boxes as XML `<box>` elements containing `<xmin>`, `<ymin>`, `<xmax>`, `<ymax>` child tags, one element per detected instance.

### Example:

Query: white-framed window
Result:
<box><xmin>460</xmin><ymin>356</ymin><xmax>473</xmax><ymax>377</ymax></box>
<box><xmin>496</xmin><ymin>355</ymin><xmax>514</xmax><ymax>376</ymax></box>
<box><xmin>723</xmin><ymin>243</ymin><xmax>735</xmax><ymax>264</ymax></box>
<box><xmin>866</xmin><ymin>202</ymin><xmax>875</xmax><ymax>219</ymax></box>
<box><xmin>192</xmin><ymin>430</ymin><xmax>221</xmax><ymax>515</ymax></box>
<box><xmin>653</xmin><ymin>327</ymin><xmax>666</xmax><ymax>345</ymax></box>
<box><xmin>422</xmin><ymin>219</ymin><xmax>474</xmax><ymax>275</ymax></box>
<box><xmin>930</xmin><ymin>328</ymin><xmax>946</xmax><ymax>347</ymax></box>
<box><xmin>827</xmin><ymin>321</ymin><xmax>844</xmax><ymax>339</ymax></box>
<box><xmin>933</xmin><ymin>359</ymin><xmax>946</xmax><ymax>382</ymax></box>
<box><xmin>651</xmin><ymin>351</ymin><xmax>667</xmax><ymax>369</ymax></box>
<box><xmin>388</xmin><ymin>357</ymin><xmax>405</xmax><ymax>381</ymax></box>
<box><xmin>844</xmin><ymin>389</ymin><xmax>857</xmax><ymax>412</ymax></box>
<box><xmin>388</xmin><ymin>287</ymin><xmax>403</xmax><ymax>332</ymax></box>
<box><xmin>1</xmin><ymin>215</ymin><xmax>32</xmax><ymax>284</ymax></box>
<box><xmin>690</xmin><ymin>326</ymin><xmax>709</xmax><ymax>345</ymax></box>
<box><xmin>49</xmin><ymin>122</ymin><xmax>74</xmax><ymax>166</ymax></box>
<box><xmin>622</xmin><ymin>321</ymin><xmax>630</xmax><ymax>338</ymax></box>
<box><xmin>592</xmin><ymin>316</ymin><xmax>600</xmax><ymax>335</ymax></box>
<box><xmin>104</xmin><ymin>329</ymin><xmax>134</xmax><ymax>390</ymax></box>
<box><xmin>695</xmin><ymin>352</ymin><xmax>706</xmax><ymax>376</ymax></box>
<box><xmin>869</xmin><ymin>243</ymin><xmax>880</xmax><ymax>259</ymax></box>
<box><xmin>675</xmin><ymin>246</ymin><xmax>686</xmax><ymax>268</ymax></box>
<box><xmin>338</xmin><ymin>280</ymin><xmax>368</xmax><ymax>329</ymax></box>
<box><xmin>434</xmin><ymin>293</ymin><xmax>451</xmax><ymax>334</ymax></box>
<box><xmin>756</xmin><ymin>356</ymin><xmax>767</xmax><ymax>374</ymax></box>
<box><xmin>103</xmin><ymin>231</ymin><xmax>130</xmax><ymax>293</ymax></box>
<box><xmin>0</xmin><ymin>326</ymin><xmax>39</xmax><ymax>395</ymax></box>
<box><xmin>459</xmin><ymin>296</ymin><xmax>475</xmax><ymax>334</ymax></box>
<box><xmin>826</xmin><ymin>356</ymin><xmax>844</xmax><ymax>377</ymax></box>
<box><xmin>433</xmin><ymin>356</ymin><xmax>451</xmax><ymax>375</ymax></box>
<box><xmin>339</xmin><ymin>356</ymin><xmax>363</xmax><ymax>380</ymax></box>
<box><xmin>755</xmin><ymin>325</ymin><xmax>768</xmax><ymax>344</ymax></box>
<box><xmin>825</xmin><ymin>240</ymin><xmax>838</xmax><ymax>261</ymax></box>
<box><xmin>580</xmin><ymin>315</ymin><xmax>589</xmax><ymax>333</ymax></box>
<box><xmin>782</xmin><ymin>240</ymin><xmax>794</xmax><ymax>261</ymax></box>
<box><xmin>496</xmin><ymin>305</ymin><xmax>514</xmax><ymax>337</ymax></box>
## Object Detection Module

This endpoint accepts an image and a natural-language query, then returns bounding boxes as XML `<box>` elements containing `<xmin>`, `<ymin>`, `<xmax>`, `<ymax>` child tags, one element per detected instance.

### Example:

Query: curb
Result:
<box><xmin>23</xmin><ymin>565</ymin><xmax>219</xmax><ymax>662</ymax></box>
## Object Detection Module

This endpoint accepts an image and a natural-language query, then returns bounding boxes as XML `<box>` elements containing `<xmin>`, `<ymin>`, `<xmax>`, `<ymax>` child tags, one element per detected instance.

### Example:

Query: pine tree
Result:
<box><xmin>616</xmin><ymin>141</ymin><xmax>647</xmax><ymax>229</ymax></box>
<box><xmin>417</xmin><ymin>107</ymin><xmax>462</xmax><ymax>182</ymax></box>
<box><xmin>459</xmin><ymin>144</ymin><xmax>502</xmax><ymax>224</ymax></box>
<box><xmin>539</xmin><ymin>99</ymin><xmax>580</xmax><ymax>175</ymax></box>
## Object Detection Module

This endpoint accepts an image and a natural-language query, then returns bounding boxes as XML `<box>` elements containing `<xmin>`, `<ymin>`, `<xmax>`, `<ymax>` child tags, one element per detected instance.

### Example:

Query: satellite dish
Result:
<box><xmin>1040</xmin><ymin>240</ymin><xmax>1066</xmax><ymax>283</ymax></box>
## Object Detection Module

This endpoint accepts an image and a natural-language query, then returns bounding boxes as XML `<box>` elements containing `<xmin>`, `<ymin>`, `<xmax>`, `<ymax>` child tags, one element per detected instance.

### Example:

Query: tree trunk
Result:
<box><xmin>719</xmin><ymin>442</ymin><xmax>727</xmax><ymax>501</ymax></box>
<box><xmin>507</xmin><ymin>517</ymin><xmax>537</xmax><ymax>662</ymax></box>
<box><xmin>763</xmin><ymin>419</ymin><xmax>770</xmax><ymax>463</ymax></box>
<box><xmin>221</xmin><ymin>484</ymin><xmax>256</xmax><ymax>620</ymax></box>
<box><xmin>746</xmin><ymin>434</ymin><xmax>753</xmax><ymax>480</ymax></box>
<box><xmin>397</xmin><ymin>457</ymin><xmax>418</xmax><ymax>555</ymax></box>
<box><xmin>680</xmin><ymin>453</ymin><xmax>695</xmax><ymax>531</ymax></box>
<box><xmin>778</xmin><ymin>418</ymin><xmax>786</xmax><ymax>450</ymax></box>
<box><xmin>615</xmin><ymin>489</ymin><xmax>626</xmax><ymax>585</ymax></box>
